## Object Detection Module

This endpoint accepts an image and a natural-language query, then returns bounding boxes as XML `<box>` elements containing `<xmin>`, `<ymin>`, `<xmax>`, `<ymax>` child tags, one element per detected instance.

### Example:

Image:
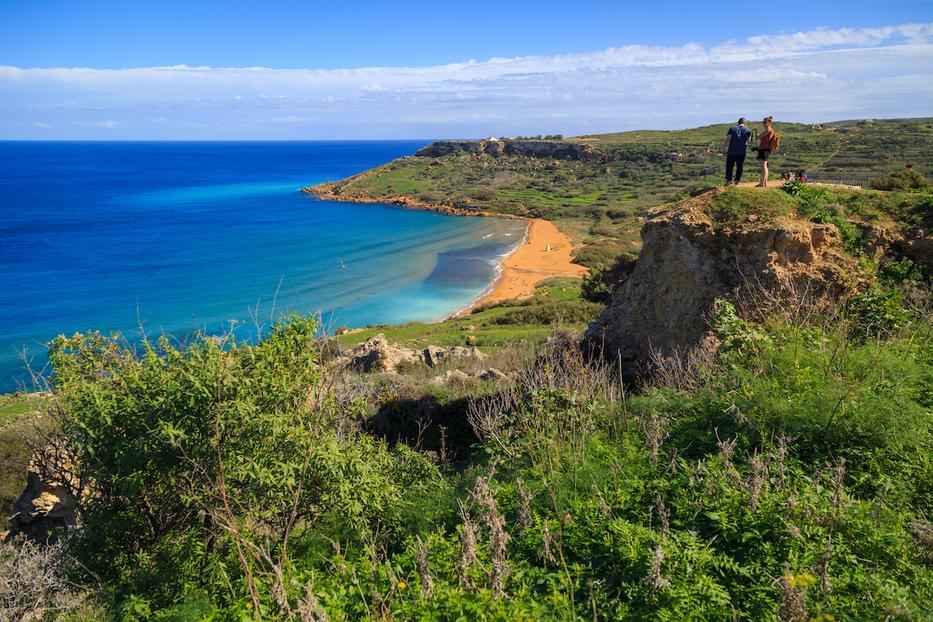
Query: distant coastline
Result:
<box><xmin>301</xmin><ymin>183</ymin><xmax>520</xmax><ymax>220</ymax></box>
<box><xmin>301</xmin><ymin>185</ymin><xmax>588</xmax><ymax>312</ymax></box>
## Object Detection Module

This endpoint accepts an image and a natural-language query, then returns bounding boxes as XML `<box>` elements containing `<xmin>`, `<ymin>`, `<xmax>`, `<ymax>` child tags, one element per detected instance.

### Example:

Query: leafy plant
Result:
<box><xmin>846</xmin><ymin>289</ymin><xmax>909</xmax><ymax>338</ymax></box>
<box><xmin>782</xmin><ymin>179</ymin><xmax>805</xmax><ymax>196</ymax></box>
<box><xmin>879</xmin><ymin>256</ymin><xmax>925</xmax><ymax>285</ymax></box>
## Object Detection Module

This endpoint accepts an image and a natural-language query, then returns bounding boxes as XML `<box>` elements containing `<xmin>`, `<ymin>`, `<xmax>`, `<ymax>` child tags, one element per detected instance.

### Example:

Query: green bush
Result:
<box><xmin>846</xmin><ymin>289</ymin><xmax>910</xmax><ymax>338</ymax></box>
<box><xmin>781</xmin><ymin>179</ymin><xmax>805</xmax><ymax>196</ymax></box>
<box><xmin>490</xmin><ymin>300</ymin><xmax>604</xmax><ymax>326</ymax></box>
<box><xmin>572</xmin><ymin>240</ymin><xmax>627</xmax><ymax>269</ymax></box>
<box><xmin>51</xmin><ymin>316</ymin><xmax>442</xmax><ymax>615</ymax></box>
<box><xmin>581</xmin><ymin>254</ymin><xmax>637</xmax><ymax>303</ymax></box>
<box><xmin>869</xmin><ymin>168</ymin><xmax>928</xmax><ymax>191</ymax></box>
<box><xmin>879</xmin><ymin>256</ymin><xmax>926</xmax><ymax>285</ymax></box>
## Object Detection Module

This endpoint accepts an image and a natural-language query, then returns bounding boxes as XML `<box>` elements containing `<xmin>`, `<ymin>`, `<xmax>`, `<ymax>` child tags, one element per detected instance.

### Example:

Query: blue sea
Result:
<box><xmin>0</xmin><ymin>141</ymin><xmax>526</xmax><ymax>392</ymax></box>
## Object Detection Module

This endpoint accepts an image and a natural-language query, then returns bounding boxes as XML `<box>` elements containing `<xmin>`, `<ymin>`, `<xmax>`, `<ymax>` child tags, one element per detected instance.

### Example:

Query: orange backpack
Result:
<box><xmin>770</xmin><ymin>132</ymin><xmax>781</xmax><ymax>153</ymax></box>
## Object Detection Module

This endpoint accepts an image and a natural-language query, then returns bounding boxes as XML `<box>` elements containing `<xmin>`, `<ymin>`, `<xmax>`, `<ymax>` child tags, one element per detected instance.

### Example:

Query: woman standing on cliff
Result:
<box><xmin>756</xmin><ymin>116</ymin><xmax>775</xmax><ymax>187</ymax></box>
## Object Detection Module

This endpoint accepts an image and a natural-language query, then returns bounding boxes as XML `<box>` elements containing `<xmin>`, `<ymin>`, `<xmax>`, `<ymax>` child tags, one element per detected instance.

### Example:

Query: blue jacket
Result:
<box><xmin>726</xmin><ymin>125</ymin><xmax>752</xmax><ymax>156</ymax></box>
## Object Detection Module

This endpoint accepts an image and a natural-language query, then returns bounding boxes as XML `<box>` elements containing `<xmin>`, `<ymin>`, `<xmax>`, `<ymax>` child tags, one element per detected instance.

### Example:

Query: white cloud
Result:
<box><xmin>1</xmin><ymin>23</ymin><xmax>932</xmax><ymax>138</ymax></box>
<box><xmin>77</xmin><ymin>120</ymin><xmax>117</xmax><ymax>128</ymax></box>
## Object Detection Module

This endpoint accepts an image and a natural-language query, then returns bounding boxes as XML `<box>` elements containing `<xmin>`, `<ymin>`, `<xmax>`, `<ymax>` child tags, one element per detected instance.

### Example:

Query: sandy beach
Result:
<box><xmin>306</xmin><ymin>184</ymin><xmax>590</xmax><ymax>316</ymax></box>
<box><xmin>465</xmin><ymin>218</ymin><xmax>588</xmax><ymax>311</ymax></box>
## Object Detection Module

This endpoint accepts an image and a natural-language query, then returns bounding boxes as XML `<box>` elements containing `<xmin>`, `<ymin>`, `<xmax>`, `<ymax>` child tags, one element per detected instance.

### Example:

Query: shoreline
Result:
<box><xmin>302</xmin><ymin>184</ymin><xmax>523</xmax><ymax>220</ymax></box>
<box><xmin>455</xmin><ymin>218</ymin><xmax>588</xmax><ymax>315</ymax></box>
<box><xmin>303</xmin><ymin>184</ymin><xmax>588</xmax><ymax>319</ymax></box>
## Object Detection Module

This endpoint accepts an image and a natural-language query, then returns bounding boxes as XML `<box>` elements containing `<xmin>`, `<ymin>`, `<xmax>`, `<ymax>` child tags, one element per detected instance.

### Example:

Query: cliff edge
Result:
<box><xmin>585</xmin><ymin>188</ymin><xmax>866</xmax><ymax>374</ymax></box>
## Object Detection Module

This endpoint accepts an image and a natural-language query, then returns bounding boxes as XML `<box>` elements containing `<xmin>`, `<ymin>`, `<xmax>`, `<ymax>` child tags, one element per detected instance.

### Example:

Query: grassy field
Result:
<box><xmin>28</xmin><ymin>234</ymin><xmax>932</xmax><ymax>619</ymax></box>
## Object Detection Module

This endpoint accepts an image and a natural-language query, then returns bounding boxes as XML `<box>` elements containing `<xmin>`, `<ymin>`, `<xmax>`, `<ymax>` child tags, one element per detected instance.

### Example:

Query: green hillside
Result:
<box><xmin>309</xmin><ymin>118</ymin><xmax>933</xmax><ymax>269</ymax></box>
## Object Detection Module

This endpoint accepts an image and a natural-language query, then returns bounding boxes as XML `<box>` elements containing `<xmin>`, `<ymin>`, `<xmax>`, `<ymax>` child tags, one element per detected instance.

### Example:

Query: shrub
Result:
<box><xmin>782</xmin><ymin>179</ymin><xmax>805</xmax><ymax>196</ymax></box>
<box><xmin>0</xmin><ymin>540</ymin><xmax>95</xmax><ymax>620</ymax></box>
<box><xmin>34</xmin><ymin>287</ymin><xmax>933</xmax><ymax>620</ymax></box>
<box><xmin>491</xmin><ymin>300</ymin><xmax>604</xmax><ymax>326</ymax></box>
<box><xmin>879</xmin><ymin>256</ymin><xmax>926</xmax><ymax>285</ymax></box>
<box><xmin>50</xmin><ymin>315</ymin><xmax>440</xmax><ymax>615</ymax></box>
<box><xmin>846</xmin><ymin>289</ymin><xmax>909</xmax><ymax>338</ymax></box>
<box><xmin>581</xmin><ymin>254</ymin><xmax>637</xmax><ymax>303</ymax></box>
<box><xmin>869</xmin><ymin>168</ymin><xmax>928</xmax><ymax>191</ymax></box>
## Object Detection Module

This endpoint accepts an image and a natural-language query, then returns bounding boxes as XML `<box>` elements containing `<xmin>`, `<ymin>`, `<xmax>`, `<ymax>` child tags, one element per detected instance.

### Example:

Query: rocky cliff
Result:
<box><xmin>415</xmin><ymin>140</ymin><xmax>603</xmax><ymax>161</ymax></box>
<box><xmin>585</xmin><ymin>190</ymin><xmax>862</xmax><ymax>374</ymax></box>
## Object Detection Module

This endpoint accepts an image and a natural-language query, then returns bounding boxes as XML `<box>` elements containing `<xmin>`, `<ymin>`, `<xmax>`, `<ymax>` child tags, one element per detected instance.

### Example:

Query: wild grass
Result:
<box><xmin>5</xmin><ymin>292</ymin><xmax>930</xmax><ymax>620</ymax></box>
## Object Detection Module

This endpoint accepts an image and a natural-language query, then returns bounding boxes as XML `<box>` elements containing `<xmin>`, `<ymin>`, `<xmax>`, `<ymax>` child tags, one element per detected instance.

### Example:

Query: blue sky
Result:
<box><xmin>2</xmin><ymin>0</ymin><xmax>932</xmax><ymax>138</ymax></box>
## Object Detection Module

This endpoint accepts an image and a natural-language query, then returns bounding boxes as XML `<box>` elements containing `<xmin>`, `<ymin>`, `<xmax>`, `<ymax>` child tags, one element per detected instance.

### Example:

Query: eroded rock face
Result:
<box><xmin>5</xmin><ymin>447</ymin><xmax>78</xmax><ymax>545</ymax></box>
<box><xmin>585</xmin><ymin>195</ymin><xmax>859</xmax><ymax>375</ymax></box>
<box><xmin>415</xmin><ymin>140</ymin><xmax>602</xmax><ymax>161</ymax></box>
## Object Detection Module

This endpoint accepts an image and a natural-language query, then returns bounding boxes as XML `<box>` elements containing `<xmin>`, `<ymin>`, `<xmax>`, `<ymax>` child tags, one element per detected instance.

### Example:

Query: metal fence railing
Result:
<box><xmin>804</xmin><ymin>172</ymin><xmax>875</xmax><ymax>188</ymax></box>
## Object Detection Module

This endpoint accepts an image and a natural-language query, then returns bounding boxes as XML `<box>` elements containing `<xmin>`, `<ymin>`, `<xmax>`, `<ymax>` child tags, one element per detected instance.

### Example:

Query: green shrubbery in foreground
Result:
<box><xmin>27</xmin><ymin>296</ymin><xmax>932</xmax><ymax>621</ymax></box>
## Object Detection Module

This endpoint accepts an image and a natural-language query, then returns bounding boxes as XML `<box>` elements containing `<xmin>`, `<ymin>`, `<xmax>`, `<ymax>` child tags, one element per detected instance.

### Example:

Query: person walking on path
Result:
<box><xmin>724</xmin><ymin>118</ymin><xmax>752</xmax><ymax>185</ymax></box>
<box><xmin>756</xmin><ymin>116</ymin><xmax>776</xmax><ymax>187</ymax></box>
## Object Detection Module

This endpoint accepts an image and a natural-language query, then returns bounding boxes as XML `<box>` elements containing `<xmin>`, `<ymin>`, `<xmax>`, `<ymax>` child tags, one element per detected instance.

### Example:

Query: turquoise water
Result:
<box><xmin>0</xmin><ymin>141</ymin><xmax>526</xmax><ymax>391</ymax></box>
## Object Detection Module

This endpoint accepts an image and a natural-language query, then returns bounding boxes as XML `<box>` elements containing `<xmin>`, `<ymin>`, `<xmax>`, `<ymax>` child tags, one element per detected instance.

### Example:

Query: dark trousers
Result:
<box><xmin>726</xmin><ymin>154</ymin><xmax>746</xmax><ymax>184</ymax></box>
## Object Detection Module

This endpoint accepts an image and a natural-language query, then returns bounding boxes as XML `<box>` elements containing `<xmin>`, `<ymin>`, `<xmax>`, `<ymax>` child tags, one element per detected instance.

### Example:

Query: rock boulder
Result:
<box><xmin>345</xmin><ymin>334</ymin><xmax>423</xmax><ymax>373</ymax></box>
<box><xmin>341</xmin><ymin>335</ymin><xmax>486</xmax><ymax>373</ymax></box>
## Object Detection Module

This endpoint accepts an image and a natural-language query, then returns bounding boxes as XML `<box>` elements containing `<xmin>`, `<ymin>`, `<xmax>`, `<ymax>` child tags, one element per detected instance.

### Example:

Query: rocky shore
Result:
<box><xmin>302</xmin><ymin>184</ymin><xmax>514</xmax><ymax>219</ymax></box>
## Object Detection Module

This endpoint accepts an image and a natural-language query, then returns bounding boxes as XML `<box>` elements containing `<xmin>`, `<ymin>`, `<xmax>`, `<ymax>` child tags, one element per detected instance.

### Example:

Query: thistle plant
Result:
<box><xmin>415</xmin><ymin>536</ymin><xmax>433</xmax><ymax>598</ymax></box>
<box><xmin>473</xmin><ymin>476</ymin><xmax>511</xmax><ymax>598</ymax></box>
<box><xmin>457</xmin><ymin>501</ymin><xmax>478</xmax><ymax>588</ymax></box>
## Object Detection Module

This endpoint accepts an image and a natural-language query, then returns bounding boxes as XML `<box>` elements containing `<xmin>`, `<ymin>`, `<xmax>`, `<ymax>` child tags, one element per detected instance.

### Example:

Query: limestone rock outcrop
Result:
<box><xmin>5</xmin><ymin>447</ymin><xmax>78</xmax><ymax>544</ymax></box>
<box><xmin>476</xmin><ymin>368</ymin><xmax>508</xmax><ymax>381</ymax></box>
<box><xmin>429</xmin><ymin>369</ymin><xmax>471</xmax><ymax>385</ymax></box>
<box><xmin>343</xmin><ymin>334</ymin><xmax>422</xmax><ymax>373</ymax></box>
<box><xmin>341</xmin><ymin>334</ymin><xmax>485</xmax><ymax>373</ymax></box>
<box><xmin>423</xmin><ymin>345</ymin><xmax>485</xmax><ymax>368</ymax></box>
<box><xmin>585</xmin><ymin>192</ymin><xmax>860</xmax><ymax>375</ymax></box>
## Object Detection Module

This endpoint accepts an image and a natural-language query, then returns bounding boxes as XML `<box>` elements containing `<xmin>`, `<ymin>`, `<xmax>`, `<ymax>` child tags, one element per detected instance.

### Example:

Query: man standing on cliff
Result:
<box><xmin>723</xmin><ymin>118</ymin><xmax>752</xmax><ymax>185</ymax></box>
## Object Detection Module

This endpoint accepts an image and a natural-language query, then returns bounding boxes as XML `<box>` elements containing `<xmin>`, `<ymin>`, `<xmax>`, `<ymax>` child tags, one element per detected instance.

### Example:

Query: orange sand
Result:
<box><xmin>465</xmin><ymin>219</ymin><xmax>588</xmax><ymax>312</ymax></box>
